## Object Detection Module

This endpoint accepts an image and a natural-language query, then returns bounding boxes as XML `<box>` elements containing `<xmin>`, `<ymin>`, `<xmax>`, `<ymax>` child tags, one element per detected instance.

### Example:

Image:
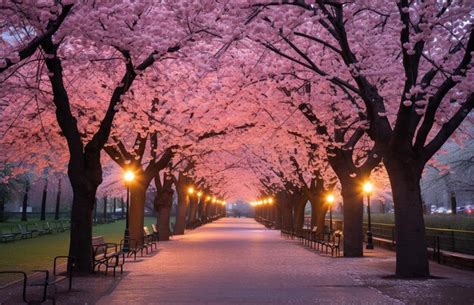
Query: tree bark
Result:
<box><xmin>68</xmin><ymin>184</ymin><xmax>95</xmax><ymax>273</ymax></box>
<box><xmin>187</xmin><ymin>197</ymin><xmax>198</xmax><ymax>226</ymax></box>
<box><xmin>384</xmin><ymin>157</ymin><xmax>430</xmax><ymax>277</ymax></box>
<box><xmin>121</xmin><ymin>197</ymin><xmax>125</xmax><ymax>219</ymax></box>
<box><xmin>308</xmin><ymin>194</ymin><xmax>328</xmax><ymax>236</ymax></box>
<box><xmin>157</xmin><ymin>205</ymin><xmax>172</xmax><ymax>241</ymax></box>
<box><xmin>154</xmin><ymin>173</ymin><xmax>174</xmax><ymax>241</ymax></box>
<box><xmin>340</xmin><ymin>178</ymin><xmax>364</xmax><ymax>257</ymax></box>
<box><xmin>103</xmin><ymin>196</ymin><xmax>107</xmax><ymax>221</ymax></box>
<box><xmin>293</xmin><ymin>197</ymin><xmax>307</xmax><ymax>235</ymax></box>
<box><xmin>174</xmin><ymin>177</ymin><xmax>188</xmax><ymax>235</ymax></box>
<box><xmin>174</xmin><ymin>193</ymin><xmax>188</xmax><ymax>235</ymax></box>
<box><xmin>54</xmin><ymin>179</ymin><xmax>61</xmax><ymax>220</ymax></box>
<box><xmin>40</xmin><ymin>179</ymin><xmax>48</xmax><ymax>221</ymax></box>
<box><xmin>274</xmin><ymin>204</ymin><xmax>282</xmax><ymax>229</ymax></box>
<box><xmin>128</xmin><ymin>183</ymin><xmax>147</xmax><ymax>246</ymax></box>
<box><xmin>198</xmin><ymin>198</ymin><xmax>206</xmax><ymax>220</ymax></box>
<box><xmin>21</xmin><ymin>183</ymin><xmax>29</xmax><ymax>221</ymax></box>
<box><xmin>280</xmin><ymin>202</ymin><xmax>293</xmax><ymax>231</ymax></box>
<box><xmin>0</xmin><ymin>196</ymin><xmax>4</xmax><ymax>222</ymax></box>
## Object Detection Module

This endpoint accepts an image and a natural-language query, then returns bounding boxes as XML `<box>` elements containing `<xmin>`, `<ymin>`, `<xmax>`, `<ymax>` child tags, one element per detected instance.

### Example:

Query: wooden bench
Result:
<box><xmin>1</xmin><ymin>256</ymin><xmax>74</xmax><ymax>304</ymax></box>
<box><xmin>144</xmin><ymin>226</ymin><xmax>158</xmax><ymax>251</ymax></box>
<box><xmin>0</xmin><ymin>227</ymin><xmax>16</xmax><ymax>242</ymax></box>
<box><xmin>0</xmin><ymin>271</ymin><xmax>28</xmax><ymax>303</ymax></box>
<box><xmin>151</xmin><ymin>224</ymin><xmax>160</xmax><ymax>240</ymax></box>
<box><xmin>27</xmin><ymin>223</ymin><xmax>44</xmax><ymax>235</ymax></box>
<box><xmin>92</xmin><ymin>236</ymin><xmax>125</xmax><ymax>276</ymax></box>
<box><xmin>322</xmin><ymin>230</ymin><xmax>343</xmax><ymax>257</ymax></box>
<box><xmin>50</xmin><ymin>222</ymin><xmax>64</xmax><ymax>233</ymax></box>
<box><xmin>30</xmin><ymin>256</ymin><xmax>75</xmax><ymax>302</ymax></box>
<box><xmin>17</xmin><ymin>224</ymin><xmax>33</xmax><ymax>239</ymax></box>
<box><xmin>42</xmin><ymin>222</ymin><xmax>54</xmax><ymax>234</ymax></box>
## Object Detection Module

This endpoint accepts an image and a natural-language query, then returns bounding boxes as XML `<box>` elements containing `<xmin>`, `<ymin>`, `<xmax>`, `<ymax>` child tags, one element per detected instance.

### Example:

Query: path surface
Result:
<box><xmin>97</xmin><ymin>218</ymin><xmax>474</xmax><ymax>305</ymax></box>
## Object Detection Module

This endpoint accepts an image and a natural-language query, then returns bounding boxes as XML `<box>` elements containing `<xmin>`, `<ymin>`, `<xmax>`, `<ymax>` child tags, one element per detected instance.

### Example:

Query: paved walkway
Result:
<box><xmin>98</xmin><ymin>218</ymin><xmax>474</xmax><ymax>305</ymax></box>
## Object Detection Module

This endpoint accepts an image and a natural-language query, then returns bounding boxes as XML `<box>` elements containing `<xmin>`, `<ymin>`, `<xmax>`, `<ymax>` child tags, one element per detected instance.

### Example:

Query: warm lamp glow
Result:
<box><xmin>363</xmin><ymin>182</ymin><xmax>373</xmax><ymax>194</ymax></box>
<box><xmin>268</xmin><ymin>198</ymin><xmax>273</xmax><ymax>204</ymax></box>
<box><xmin>326</xmin><ymin>194</ymin><xmax>335</xmax><ymax>205</ymax></box>
<box><xmin>124</xmin><ymin>170</ymin><xmax>135</xmax><ymax>182</ymax></box>
<box><xmin>188</xmin><ymin>187</ymin><xmax>194</xmax><ymax>195</ymax></box>
<box><xmin>212</xmin><ymin>197</ymin><xmax>216</xmax><ymax>203</ymax></box>
<box><xmin>206</xmin><ymin>195</ymin><xmax>211</xmax><ymax>201</ymax></box>
<box><xmin>197</xmin><ymin>191</ymin><xmax>203</xmax><ymax>197</ymax></box>
<box><xmin>222</xmin><ymin>200</ymin><xmax>227</xmax><ymax>205</ymax></box>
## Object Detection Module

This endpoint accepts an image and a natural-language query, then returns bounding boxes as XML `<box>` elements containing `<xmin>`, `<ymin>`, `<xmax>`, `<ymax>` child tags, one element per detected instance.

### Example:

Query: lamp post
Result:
<box><xmin>326</xmin><ymin>194</ymin><xmax>335</xmax><ymax>232</ymax></box>
<box><xmin>122</xmin><ymin>170</ymin><xmax>135</xmax><ymax>253</ymax></box>
<box><xmin>363</xmin><ymin>181</ymin><xmax>374</xmax><ymax>250</ymax></box>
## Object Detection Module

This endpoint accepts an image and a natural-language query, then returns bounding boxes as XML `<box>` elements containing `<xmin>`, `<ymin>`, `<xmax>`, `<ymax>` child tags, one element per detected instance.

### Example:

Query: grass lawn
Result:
<box><xmin>0</xmin><ymin>217</ymin><xmax>158</xmax><ymax>285</ymax></box>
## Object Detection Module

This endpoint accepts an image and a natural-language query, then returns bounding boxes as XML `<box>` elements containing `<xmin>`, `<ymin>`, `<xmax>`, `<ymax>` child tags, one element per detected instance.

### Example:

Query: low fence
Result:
<box><xmin>304</xmin><ymin>216</ymin><xmax>474</xmax><ymax>255</ymax></box>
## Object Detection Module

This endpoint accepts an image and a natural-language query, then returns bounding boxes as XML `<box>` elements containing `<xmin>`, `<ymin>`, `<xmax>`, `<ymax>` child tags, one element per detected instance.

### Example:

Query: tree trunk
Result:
<box><xmin>384</xmin><ymin>158</ymin><xmax>430</xmax><ymax>277</ymax></box>
<box><xmin>158</xmin><ymin>205</ymin><xmax>171</xmax><ymax>241</ymax></box>
<box><xmin>293</xmin><ymin>198</ymin><xmax>307</xmax><ymax>235</ymax></box>
<box><xmin>174</xmin><ymin>190</ymin><xmax>188</xmax><ymax>235</ymax></box>
<box><xmin>187</xmin><ymin>197</ymin><xmax>198</xmax><ymax>226</ymax></box>
<box><xmin>103</xmin><ymin>196</ymin><xmax>107</xmax><ymax>222</ymax></box>
<box><xmin>340</xmin><ymin>178</ymin><xmax>364</xmax><ymax>257</ymax></box>
<box><xmin>274</xmin><ymin>205</ymin><xmax>282</xmax><ymax>229</ymax></box>
<box><xmin>121</xmin><ymin>197</ymin><xmax>125</xmax><ymax>219</ymax></box>
<box><xmin>198</xmin><ymin>198</ymin><xmax>206</xmax><ymax>220</ymax></box>
<box><xmin>280</xmin><ymin>202</ymin><xmax>293</xmax><ymax>231</ymax></box>
<box><xmin>129</xmin><ymin>183</ymin><xmax>147</xmax><ymax>246</ymax></box>
<box><xmin>68</xmin><ymin>186</ymin><xmax>95</xmax><ymax>273</ymax></box>
<box><xmin>40</xmin><ymin>179</ymin><xmax>48</xmax><ymax>221</ymax></box>
<box><xmin>308</xmin><ymin>195</ymin><xmax>328</xmax><ymax>236</ymax></box>
<box><xmin>93</xmin><ymin>198</ymin><xmax>97</xmax><ymax>222</ymax></box>
<box><xmin>21</xmin><ymin>183</ymin><xmax>29</xmax><ymax>221</ymax></box>
<box><xmin>0</xmin><ymin>195</ymin><xmax>4</xmax><ymax>222</ymax></box>
<box><xmin>311</xmin><ymin>201</ymin><xmax>318</xmax><ymax>228</ymax></box>
<box><xmin>54</xmin><ymin>179</ymin><xmax>61</xmax><ymax>220</ymax></box>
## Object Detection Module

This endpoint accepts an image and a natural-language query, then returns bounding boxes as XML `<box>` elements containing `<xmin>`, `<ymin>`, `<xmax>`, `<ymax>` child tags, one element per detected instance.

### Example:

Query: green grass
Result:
<box><xmin>0</xmin><ymin>217</ymin><xmax>157</xmax><ymax>285</ymax></box>
<box><xmin>329</xmin><ymin>213</ymin><xmax>474</xmax><ymax>231</ymax></box>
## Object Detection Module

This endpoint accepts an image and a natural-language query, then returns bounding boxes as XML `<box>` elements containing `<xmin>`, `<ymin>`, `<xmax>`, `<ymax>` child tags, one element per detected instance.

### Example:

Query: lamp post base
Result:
<box><xmin>366</xmin><ymin>230</ymin><xmax>374</xmax><ymax>249</ymax></box>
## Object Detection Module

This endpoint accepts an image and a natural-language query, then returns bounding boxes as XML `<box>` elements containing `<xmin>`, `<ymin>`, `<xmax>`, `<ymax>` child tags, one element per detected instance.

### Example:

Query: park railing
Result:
<box><xmin>318</xmin><ymin>219</ymin><xmax>474</xmax><ymax>256</ymax></box>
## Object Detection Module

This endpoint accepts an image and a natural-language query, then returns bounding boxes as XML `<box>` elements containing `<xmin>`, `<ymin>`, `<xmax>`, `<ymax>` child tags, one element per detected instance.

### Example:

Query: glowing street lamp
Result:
<box><xmin>363</xmin><ymin>181</ymin><xmax>374</xmax><ymax>250</ymax></box>
<box><xmin>188</xmin><ymin>187</ymin><xmax>194</xmax><ymax>195</ymax></box>
<box><xmin>197</xmin><ymin>191</ymin><xmax>203</xmax><ymax>198</ymax></box>
<box><xmin>326</xmin><ymin>194</ymin><xmax>335</xmax><ymax>232</ymax></box>
<box><xmin>122</xmin><ymin>170</ymin><xmax>135</xmax><ymax>252</ymax></box>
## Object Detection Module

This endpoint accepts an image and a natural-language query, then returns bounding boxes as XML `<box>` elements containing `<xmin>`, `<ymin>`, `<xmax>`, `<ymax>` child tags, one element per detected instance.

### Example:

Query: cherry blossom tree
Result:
<box><xmin>235</xmin><ymin>0</ymin><xmax>473</xmax><ymax>277</ymax></box>
<box><xmin>0</xmin><ymin>1</ymin><xmax>74</xmax><ymax>74</ymax></box>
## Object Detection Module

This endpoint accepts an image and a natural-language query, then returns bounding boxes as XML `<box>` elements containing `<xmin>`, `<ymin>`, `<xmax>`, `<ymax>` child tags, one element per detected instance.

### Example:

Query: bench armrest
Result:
<box><xmin>0</xmin><ymin>271</ymin><xmax>27</xmax><ymax>302</ymax></box>
<box><xmin>54</xmin><ymin>256</ymin><xmax>75</xmax><ymax>276</ymax></box>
